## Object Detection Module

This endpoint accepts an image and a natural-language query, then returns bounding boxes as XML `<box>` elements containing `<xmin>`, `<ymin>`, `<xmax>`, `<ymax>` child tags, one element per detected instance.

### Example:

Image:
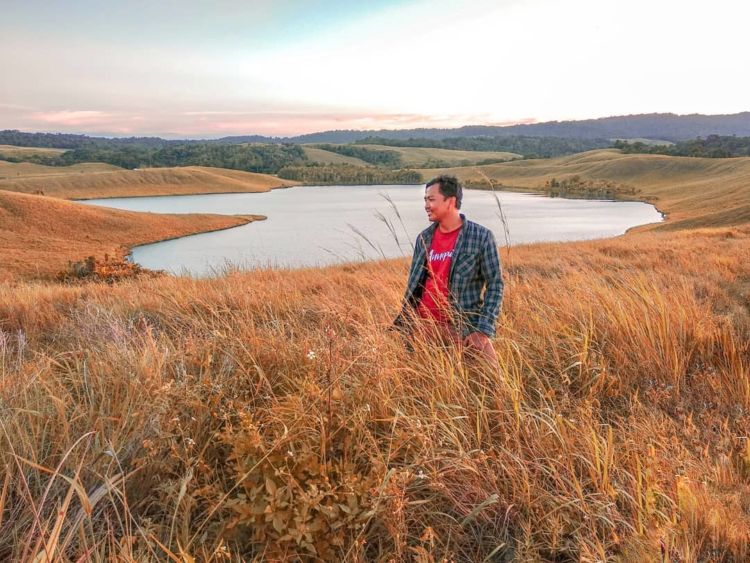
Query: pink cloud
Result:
<box><xmin>30</xmin><ymin>110</ymin><xmax>112</xmax><ymax>126</ymax></box>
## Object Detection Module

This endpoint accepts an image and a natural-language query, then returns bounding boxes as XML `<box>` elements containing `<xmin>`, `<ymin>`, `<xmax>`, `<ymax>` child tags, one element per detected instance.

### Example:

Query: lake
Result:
<box><xmin>82</xmin><ymin>184</ymin><xmax>663</xmax><ymax>276</ymax></box>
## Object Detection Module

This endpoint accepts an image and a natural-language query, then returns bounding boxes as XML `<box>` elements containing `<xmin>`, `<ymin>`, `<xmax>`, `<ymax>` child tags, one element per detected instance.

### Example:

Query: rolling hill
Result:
<box><xmin>0</xmin><ymin>144</ymin><xmax>68</xmax><ymax>157</ymax></box>
<box><xmin>0</xmin><ymin>162</ymin><xmax>299</xmax><ymax>199</ymax></box>
<box><xmin>419</xmin><ymin>149</ymin><xmax>750</xmax><ymax>229</ymax></box>
<box><xmin>352</xmin><ymin>144</ymin><xmax>519</xmax><ymax>166</ymax></box>
<box><xmin>301</xmin><ymin>146</ymin><xmax>370</xmax><ymax>166</ymax></box>
<box><xmin>0</xmin><ymin>160</ymin><xmax>120</xmax><ymax>179</ymax></box>
<box><xmin>0</xmin><ymin>190</ymin><xmax>260</xmax><ymax>280</ymax></box>
<box><xmin>302</xmin><ymin>144</ymin><xmax>520</xmax><ymax>167</ymax></box>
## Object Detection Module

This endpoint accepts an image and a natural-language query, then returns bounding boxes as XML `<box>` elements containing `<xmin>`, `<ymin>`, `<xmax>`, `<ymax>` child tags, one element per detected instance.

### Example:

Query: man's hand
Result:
<box><xmin>463</xmin><ymin>331</ymin><xmax>490</xmax><ymax>349</ymax></box>
<box><xmin>462</xmin><ymin>331</ymin><xmax>498</xmax><ymax>365</ymax></box>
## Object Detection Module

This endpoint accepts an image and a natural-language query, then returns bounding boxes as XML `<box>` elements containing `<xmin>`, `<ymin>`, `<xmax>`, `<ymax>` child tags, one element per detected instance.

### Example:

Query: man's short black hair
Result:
<box><xmin>426</xmin><ymin>174</ymin><xmax>463</xmax><ymax>209</ymax></box>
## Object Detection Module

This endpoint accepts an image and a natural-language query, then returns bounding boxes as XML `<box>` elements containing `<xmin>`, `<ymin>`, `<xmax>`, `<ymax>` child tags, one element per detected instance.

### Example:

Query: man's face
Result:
<box><xmin>424</xmin><ymin>183</ymin><xmax>455</xmax><ymax>223</ymax></box>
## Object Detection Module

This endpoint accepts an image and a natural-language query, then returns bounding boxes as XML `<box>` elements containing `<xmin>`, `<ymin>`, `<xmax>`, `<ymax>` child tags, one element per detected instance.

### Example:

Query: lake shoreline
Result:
<box><xmin>87</xmin><ymin>185</ymin><xmax>663</xmax><ymax>276</ymax></box>
<box><xmin>69</xmin><ymin>183</ymin><xmax>299</xmax><ymax>201</ymax></box>
<box><xmin>122</xmin><ymin>214</ymin><xmax>267</xmax><ymax>264</ymax></box>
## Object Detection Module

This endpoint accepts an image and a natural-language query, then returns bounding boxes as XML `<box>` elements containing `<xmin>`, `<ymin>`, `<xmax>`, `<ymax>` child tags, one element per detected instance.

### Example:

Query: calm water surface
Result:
<box><xmin>83</xmin><ymin>184</ymin><xmax>663</xmax><ymax>276</ymax></box>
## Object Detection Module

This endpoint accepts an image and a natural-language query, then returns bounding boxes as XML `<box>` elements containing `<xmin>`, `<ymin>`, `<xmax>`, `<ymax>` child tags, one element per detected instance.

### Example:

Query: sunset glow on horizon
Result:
<box><xmin>3</xmin><ymin>0</ymin><xmax>749</xmax><ymax>138</ymax></box>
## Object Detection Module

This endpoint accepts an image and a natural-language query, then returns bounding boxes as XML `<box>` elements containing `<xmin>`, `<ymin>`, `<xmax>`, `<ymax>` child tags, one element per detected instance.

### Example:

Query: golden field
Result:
<box><xmin>0</xmin><ymin>149</ymin><xmax>749</xmax><ymax>560</ymax></box>
<box><xmin>0</xmin><ymin>161</ymin><xmax>298</xmax><ymax>200</ymax></box>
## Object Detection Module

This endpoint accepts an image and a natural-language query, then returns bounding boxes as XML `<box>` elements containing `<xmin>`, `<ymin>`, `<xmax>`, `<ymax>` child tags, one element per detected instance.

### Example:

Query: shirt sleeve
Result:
<box><xmin>392</xmin><ymin>233</ymin><xmax>424</xmax><ymax>330</ymax></box>
<box><xmin>475</xmin><ymin>230</ymin><xmax>503</xmax><ymax>337</ymax></box>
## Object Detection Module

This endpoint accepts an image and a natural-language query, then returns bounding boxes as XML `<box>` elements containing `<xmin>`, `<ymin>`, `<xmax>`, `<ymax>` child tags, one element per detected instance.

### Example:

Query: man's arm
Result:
<box><xmin>474</xmin><ymin>230</ymin><xmax>503</xmax><ymax>338</ymax></box>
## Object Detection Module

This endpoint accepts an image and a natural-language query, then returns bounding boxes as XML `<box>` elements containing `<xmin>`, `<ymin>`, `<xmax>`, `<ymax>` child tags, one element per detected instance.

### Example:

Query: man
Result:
<box><xmin>393</xmin><ymin>175</ymin><xmax>503</xmax><ymax>363</ymax></box>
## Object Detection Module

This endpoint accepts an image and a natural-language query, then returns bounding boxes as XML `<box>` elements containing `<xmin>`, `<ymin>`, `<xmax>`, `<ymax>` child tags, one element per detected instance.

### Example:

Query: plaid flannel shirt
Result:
<box><xmin>394</xmin><ymin>214</ymin><xmax>504</xmax><ymax>338</ymax></box>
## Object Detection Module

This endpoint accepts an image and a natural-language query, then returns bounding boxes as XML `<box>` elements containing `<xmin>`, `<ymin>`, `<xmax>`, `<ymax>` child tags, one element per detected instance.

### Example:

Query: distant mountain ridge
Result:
<box><xmin>2</xmin><ymin>112</ymin><xmax>750</xmax><ymax>147</ymax></box>
<box><xmin>219</xmin><ymin>112</ymin><xmax>750</xmax><ymax>144</ymax></box>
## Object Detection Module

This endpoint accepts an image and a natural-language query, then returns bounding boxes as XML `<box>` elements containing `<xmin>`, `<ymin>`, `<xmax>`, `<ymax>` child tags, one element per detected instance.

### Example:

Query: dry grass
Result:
<box><xmin>0</xmin><ymin>160</ymin><xmax>120</xmax><ymax>180</ymax></box>
<box><xmin>0</xmin><ymin>224</ymin><xmax>748</xmax><ymax>560</ymax></box>
<box><xmin>302</xmin><ymin>147</ymin><xmax>371</xmax><ymax>166</ymax></box>
<box><xmin>355</xmin><ymin>145</ymin><xmax>520</xmax><ymax>167</ymax></box>
<box><xmin>0</xmin><ymin>190</ymin><xmax>261</xmax><ymax>281</ymax></box>
<box><xmin>0</xmin><ymin>163</ymin><xmax>299</xmax><ymax>199</ymax></box>
<box><xmin>306</xmin><ymin>144</ymin><xmax>520</xmax><ymax>167</ymax></box>
<box><xmin>420</xmin><ymin>149</ymin><xmax>750</xmax><ymax>229</ymax></box>
<box><xmin>0</xmin><ymin>145</ymin><xmax>69</xmax><ymax>157</ymax></box>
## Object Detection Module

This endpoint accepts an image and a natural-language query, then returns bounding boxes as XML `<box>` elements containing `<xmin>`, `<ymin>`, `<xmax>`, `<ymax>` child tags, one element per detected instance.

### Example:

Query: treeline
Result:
<box><xmin>0</xmin><ymin>143</ymin><xmax>308</xmax><ymax>173</ymax></box>
<box><xmin>544</xmin><ymin>176</ymin><xmax>640</xmax><ymax>199</ymax></box>
<box><xmin>420</xmin><ymin>157</ymin><xmax>513</xmax><ymax>168</ymax></box>
<box><xmin>0</xmin><ymin>130</ymin><xmax>180</xmax><ymax>149</ymax></box>
<box><xmin>277</xmin><ymin>164</ymin><xmax>422</xmax><ymax>185</ymax></box>
<box><xmin>352</xmin><ymin>135</ymin><xmax>611</xmax><ymax>158</ymax></box>
<box><xmin>614</xmin><ymin>135</ymin><xmax>750</xmax><ymax>158</ymax></box>
<box><xmin>0</xmin><ymin>129</ymin><xmax>287</xmax><ymax>149</ymax></box>
<box><xmin>313</xmin><ymin>144</ymin><xmax>403</xmax><ymax>167</ymax></box>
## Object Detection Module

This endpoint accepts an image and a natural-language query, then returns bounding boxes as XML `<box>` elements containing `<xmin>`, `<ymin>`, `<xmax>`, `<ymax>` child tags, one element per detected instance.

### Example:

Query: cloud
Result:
<box><xmin>14</xmin><ymin>110</ymin><xmax>147</xmax><ymax>135</ymax></box>
<box><xmin>30</xmin><ymin>110</ymin><xmax>113</xmax><ymax>126</ymax></box>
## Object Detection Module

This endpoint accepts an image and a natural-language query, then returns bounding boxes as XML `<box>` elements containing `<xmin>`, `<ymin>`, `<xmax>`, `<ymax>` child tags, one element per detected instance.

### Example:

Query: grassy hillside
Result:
<box><xmin>420</xmin><ymin>149</ymin><xmax>750</xmax><ymax>229</ymax></box>
<box><xmin>0</xmin><ymin>190</ymin><xmax>260</xmax><ymax>280</ymax></box>
<box><xmin>0</xmin><ymin>144</ymin><xmax>69</xmax><ymax>157</ymax></box>
<box><xmin>303</xmin><ymin>144</ymin><xmax>520</xmax><ymax>168</ymax></box>
<box><xmin>302</xmin><ymin>146</ymin><xmax>370</xmax><ymax>166</ymax></box>
<box><xmin>0</xmin><ymin>160</ymin><xmax>120</xmax><ymax>179</ymax></box>
<box><xmin>0</xmin><ymin>162</ymin><xmax>297</xmax><ymax>281</ymax></box>
<box><xmin>0</xmin><ymin>162</ymin><xmax>299</xmax><ymax>199</ymax></box>
<box><xmin>355</xmin><ymin>144</ymin><xmax>520</xmax><ymax>166</ymax></box>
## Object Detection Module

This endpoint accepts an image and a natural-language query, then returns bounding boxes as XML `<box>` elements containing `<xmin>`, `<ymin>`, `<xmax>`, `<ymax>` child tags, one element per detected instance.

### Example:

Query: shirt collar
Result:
<box><xmin>428</xmin><ymin>213</ymin><xmax>466</xmax><ymax>237</ymax></box>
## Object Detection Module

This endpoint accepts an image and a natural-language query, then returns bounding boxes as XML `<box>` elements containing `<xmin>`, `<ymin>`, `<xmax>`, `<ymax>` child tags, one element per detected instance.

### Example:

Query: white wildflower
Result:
<box><xmin>306</xmin><ymin>350</ymin><xmax>317</xmax><ymax>360</ymax></box>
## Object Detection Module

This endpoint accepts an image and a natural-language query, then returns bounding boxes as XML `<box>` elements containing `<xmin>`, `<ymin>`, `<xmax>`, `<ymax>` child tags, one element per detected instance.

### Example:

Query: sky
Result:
<box><xmin>2</xmin><ymin>0</ymin><xmax>749</xmax><ymax>138</ymax></box>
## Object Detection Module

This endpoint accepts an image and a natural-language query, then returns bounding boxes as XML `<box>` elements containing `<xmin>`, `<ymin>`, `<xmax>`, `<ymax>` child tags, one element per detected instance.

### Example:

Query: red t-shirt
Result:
<box><xmin>417</xmin><ymin>225</ymin><xmax>461</xmax><ymax>323</ymax></box>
